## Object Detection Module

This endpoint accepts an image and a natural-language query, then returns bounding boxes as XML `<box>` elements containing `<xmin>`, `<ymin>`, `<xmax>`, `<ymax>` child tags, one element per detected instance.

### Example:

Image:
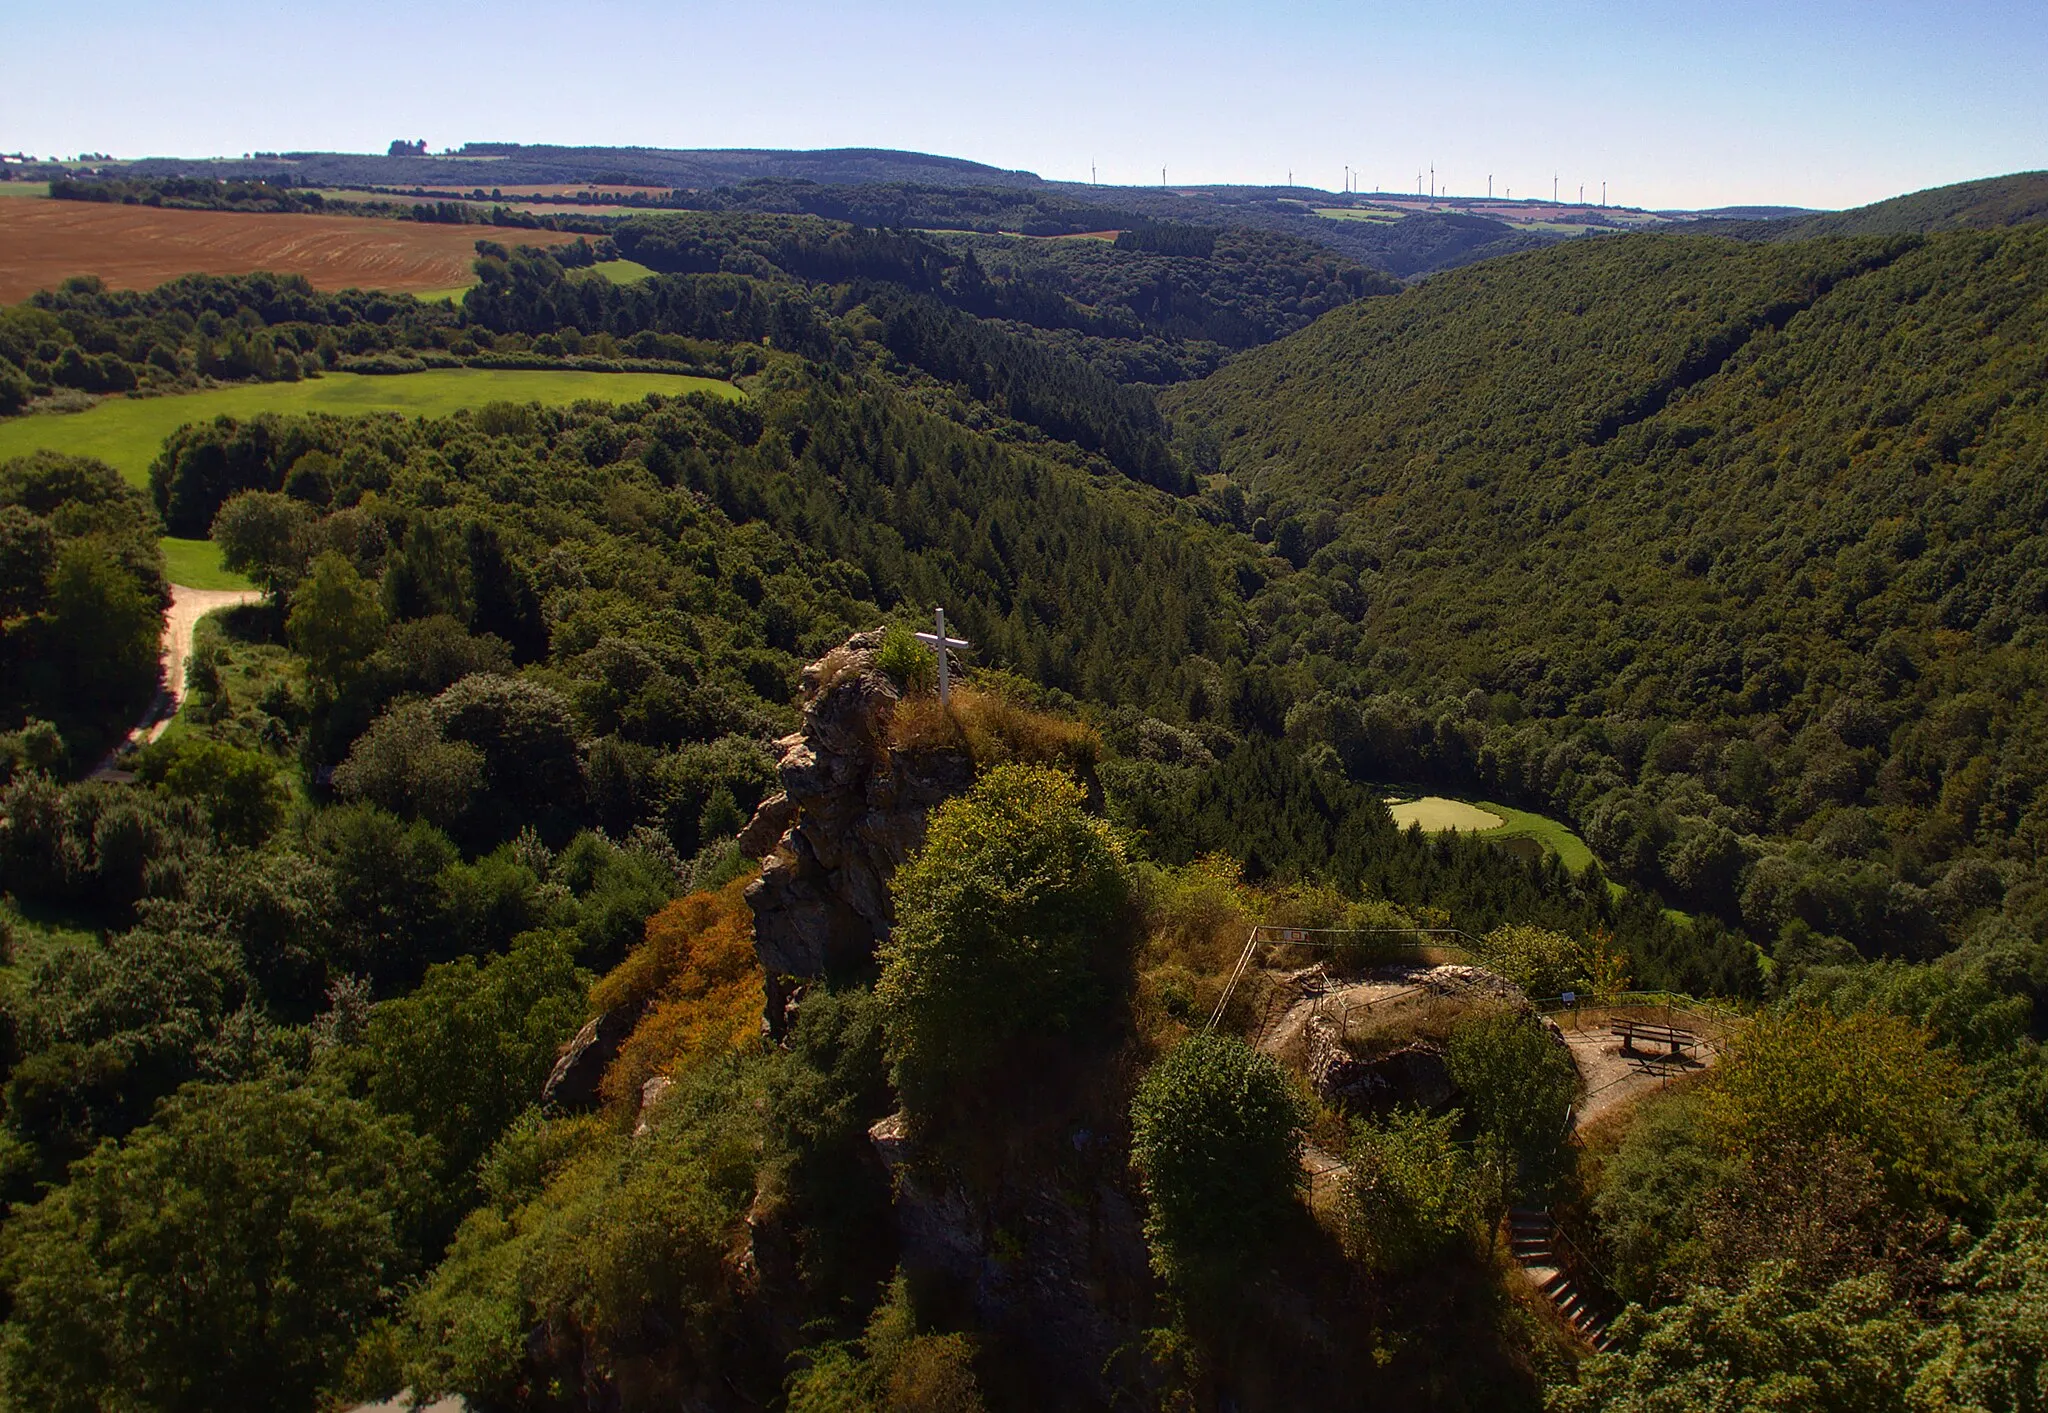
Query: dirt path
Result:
<box><xmin>1554</xmin><ymin>1011</ymin><xmax>1720</xmax><ymax>1125</ymax></box>
<box><xmin>89</xmin><ymin>584</ymin><xmax>263</xmax><ymax>779</ymax></box>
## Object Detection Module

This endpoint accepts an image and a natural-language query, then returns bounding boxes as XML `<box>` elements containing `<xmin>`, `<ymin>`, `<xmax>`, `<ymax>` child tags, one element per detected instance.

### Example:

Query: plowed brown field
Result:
<box><xmin>0</xmin><ymin>201</ymin><xmax>583</xmax><ymax>303</ymax></box>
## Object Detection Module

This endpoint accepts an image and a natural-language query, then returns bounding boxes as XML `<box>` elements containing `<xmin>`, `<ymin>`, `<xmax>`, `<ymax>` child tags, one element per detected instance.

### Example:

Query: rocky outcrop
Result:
<box><xmin>744</xmin><ymin>631</ymin><xmax>973</xmax><ymax>1030</ymax></box>
<box><xmin>1313</xmin><ymin>1042</ymin><xmax>1454</xmax><ymax>1113</ymax></box>
<box><xmin>541</xmin><ymin>1000</ymin><xmax>645</xmax><ymax>1111</ymax></box>
<box><xmin>868</xmin><ymin>1112</ymin><xmax>1151</xmax><ymax>1403</ymax></box>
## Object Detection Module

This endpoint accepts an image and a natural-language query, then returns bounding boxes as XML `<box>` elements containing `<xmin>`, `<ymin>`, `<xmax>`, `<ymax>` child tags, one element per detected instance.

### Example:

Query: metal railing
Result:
<box><xmin>1205</xmin><ymin>926</ymin><xmax>1488</xmax><ymax>1032</ymax></box>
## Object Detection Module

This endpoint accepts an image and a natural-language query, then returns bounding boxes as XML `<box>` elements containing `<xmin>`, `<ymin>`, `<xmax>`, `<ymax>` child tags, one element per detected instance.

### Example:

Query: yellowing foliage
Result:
<box><xmin>1705</xmin><ymin>1007</ymin><xmax>1970</xmax><ymax>1206</ymax></box>
<box><xmin>594</xmin><ymin>876</ymin><xmax>765</xmax><ymax>1110</ymax></box>
<box><xmin>888</xmin><ymin>683</ymin><xmax>1100</xmax><ymax>774</ymax></box>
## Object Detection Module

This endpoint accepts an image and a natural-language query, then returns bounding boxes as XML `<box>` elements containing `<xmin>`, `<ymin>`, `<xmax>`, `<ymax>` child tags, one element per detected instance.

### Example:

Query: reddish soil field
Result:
<box><xmin>0</xmin><ymin>201</ymin><xmax>583</xmax><ymax>303</ymax></box>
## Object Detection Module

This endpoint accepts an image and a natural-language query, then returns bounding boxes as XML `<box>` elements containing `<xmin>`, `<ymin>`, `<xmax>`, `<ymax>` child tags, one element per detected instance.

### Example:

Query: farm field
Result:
<box><xmin>0</xmin><ymin>200</ymin><xmax>586</xmax><ymax>303</ymax></box>
<box><xmin>0</xmin><ymin>368</ymin><xmax>738</xmax><ymax>487</ymax></box>
<box><xmin>1311</xmin><ymin>206</ymin><xmax>1402</xmax><ymax>223</ymax></box>
<box><xmin>353</xmin><ymin>183</ymin><xmax>670</xmax><ymax>199</ymax></box>
<box><xmin>1386</xmin><ymin>792</ymin><xmax>1599</xmax><ymax>874</ymax></box>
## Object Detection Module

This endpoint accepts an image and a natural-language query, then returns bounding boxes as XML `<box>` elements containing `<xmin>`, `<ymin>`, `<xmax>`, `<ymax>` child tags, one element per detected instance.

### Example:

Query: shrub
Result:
<box><xmin>349</xmin><ymin>930</ymin><xmax>587</xmax><ymax>1203</ymax></box>
<box><xmin>874</xmin><ymin>622</ymin><xmax>935</xmax><ymax>694</ymax></box>
<box><xmin>400</xmin><ymin>1062</ymin><xmax>763</xmax><ymax>1405</ymax></box>
<box><xmin>1128</xmin><ymin>1032</ymin><xmax>1308</xmax><ymax>1284</ymax></box>
<box><xmin>1445</xmin><ymin>1007</ymin><xmax>1580</xmax><ymax>1189</ymax></box>
<box><xmin>146</xmin><ymin>735</ymin><xmax>287</xmax><ymax>847</ymax></box>
<box><xmin>1470</xmin><ymin>922</ymin><xmax>1612</xmax><ymax>998</ymax></box>
<box><xmin>785</xmin><ymin>1273</ymin><xmax>986</xmax><ymax>1413</ymax></box>
<box><xmin>877</xmin><ymin>765</ymin><xmax>1132</xmax><ymax>1121</ymax></box>
<box><xmin>888</xmin><ymin>684</ymin><xmax>1100</xmax><ymax>776</ymax></box>
<box><xmin>1341</xmin><ymin>1106</ymin><xmax>1503</xmax><ymax>1274</ymax></box>
<box><xmin>593</xmin><ymin>877</ymin><xmax>765</xmax><ymax>1109</ymax></box>
<box><xmin>1704</xmin><ymin>1007</ymin><xmax>1969</xmax><ymax>1207</ymax></box>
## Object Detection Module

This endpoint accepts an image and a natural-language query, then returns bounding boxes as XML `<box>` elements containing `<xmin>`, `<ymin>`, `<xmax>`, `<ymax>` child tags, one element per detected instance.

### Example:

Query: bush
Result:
<box><xmin>347</xmin><ymin>930</ymin><xmax>587</xmax><ymax>1204</ymax></box>
<box><xmin>1444</xmin><ymin>1007</ymin><xmax>1580</xmax><ymax>1190</ymax></box>
<box><xmin>1469</xmin><ymin>923</ymin><xmax>1621</xmax><ymax>999</ymax></box>
<box><xmin>592</xmin><ymin>877</ymin><xmax>765</xmax><ymax>1109</ymax></box>
<box><xmin>144</xmin><ymin>735</ymin><xmax>287</xmax><ymax>847</ymax></box>
<box><xmin>874</xmin><ymin>622</ymin><xmax>935</xmax><ymax>694</ymax></box>
<box><xmin>1341</xmin><ymin>1106</ymin><xmax>1503</xmax><ymax>1274</ymax></box>
<box><xmin>785</xmin><ymin>1273</ymin><xmax>986</xmax><ymax>1413</ymax></box>
<box><xmin>1128</xmin><ymin>1032</ymin><xmax>1308</xmax><ymax>1284</ymax></box>
<box><xmin>1705</xmin><ymin>1007</ymin><xmax>1969</xmax><ymax>1208</ymax></box>
<box><xmin>400</xmin><ymin>1062</ymin><xmax>763</xmax><ymax>1405</ymax></box>
<box><xmin>877</xmin><ymin>764</ymin><xmax>1132</xmax><ymax>1121</ymax></box>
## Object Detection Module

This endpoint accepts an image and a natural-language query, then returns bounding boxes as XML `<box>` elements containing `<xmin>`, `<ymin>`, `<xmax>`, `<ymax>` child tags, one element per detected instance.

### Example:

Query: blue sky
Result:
<box><xmin>5</xmin><ymin>0</ymin><xmax>2043</xmax><ymax>209</ymax></box>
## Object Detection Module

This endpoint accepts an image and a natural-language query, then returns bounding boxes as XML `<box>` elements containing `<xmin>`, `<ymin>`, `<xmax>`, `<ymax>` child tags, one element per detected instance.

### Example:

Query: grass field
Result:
<box><xmin>0</xmin><ymin>368</ymin><xmax>739</xmax><ymax>487</ymax></box>
<box><xmin>1312</xmin><ymin>207</ymin><xmax>1403</xmax><ymax>223</ymax></box>
<box><xmin>410</xmin><ymin>257</ymin><xmax>656</xmax><ymax>307</ymax></box>
<box><xmin>580</xmin><ymin>258</ymin><xmax>658</xmax><ymax>285</ymax></box>
<box><xmin>0</xmin><ymin>201</ymin><xmax>586</xmax><ymax>304</ymax></box>
<box><xmin>1385</xmin><ymin>791</ymin><xmax>1600</xmax><ymax>874</ymax></box>
<box><xmin>1389</xmin><ymin>797</ymin><xmax>1504</xmax><ymax>832</ymax></box>
<box><xmin>160</xmin><ymin>538</ymin><xmax>254</xmax><ymax>590</ymax></box>
<box><xmin>0</xmin><ymin>181</ymin><xmax>47</xmax><ymax>198</ymax></box>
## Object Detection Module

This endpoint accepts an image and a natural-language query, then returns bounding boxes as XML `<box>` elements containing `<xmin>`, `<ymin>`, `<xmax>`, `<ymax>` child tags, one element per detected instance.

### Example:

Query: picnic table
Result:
<box><xmin>1611</xmin><ymin>1019</ymin><xmax>1699</xmax><ymax>1057</ymax></box>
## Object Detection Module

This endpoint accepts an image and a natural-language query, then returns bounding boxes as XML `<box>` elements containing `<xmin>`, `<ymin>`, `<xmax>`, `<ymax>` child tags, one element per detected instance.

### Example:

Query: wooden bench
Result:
<box><xmin>1611</xmin><ymin>1020</ymin><xmax>1698</xmax><ymax>1057</ymax></box>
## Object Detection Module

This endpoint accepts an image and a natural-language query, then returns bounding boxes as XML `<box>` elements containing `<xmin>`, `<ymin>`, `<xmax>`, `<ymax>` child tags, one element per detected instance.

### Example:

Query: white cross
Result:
<box><xmin>914</xmin><ymin>607</ymin><xmax>971</xmax><ymax>706</ymax></box>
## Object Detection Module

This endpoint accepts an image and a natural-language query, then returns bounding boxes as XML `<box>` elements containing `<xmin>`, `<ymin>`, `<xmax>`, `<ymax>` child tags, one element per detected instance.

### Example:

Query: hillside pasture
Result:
<box><xmin>1386</xmin><ymin>793</ymin><xmax>1599</xmax><ymax>874</ymax></box>
<box><xmin>0</xmin><ymin>200</ymin><xmax>586</xmax><ymax>303</ymax></box>
<box><xmin>1388</xmin><ymin>796</ymin><xmax>1503</xmax><ymax>832</ymax></box>
<box><xmin>0</xmin><ymin>368</ymin><xmax>738</xmax><ymax>487</ymax></box>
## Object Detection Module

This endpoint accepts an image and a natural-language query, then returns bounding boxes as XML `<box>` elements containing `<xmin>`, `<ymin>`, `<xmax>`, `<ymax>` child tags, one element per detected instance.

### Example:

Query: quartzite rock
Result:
<box><xmin>541</xmin><ymin>1000</ymin><xmax>645</xmax><ymax>1111</ymax></box>
<box><xmin>745</xmin><ymin>632</ymin><xmax>973</xmax><ymax>1031</ymax></box>
<box><xmin>867</xmin><ymin>1111</ymin><xmax>1150</xmax><ymax>1403</ymax></box>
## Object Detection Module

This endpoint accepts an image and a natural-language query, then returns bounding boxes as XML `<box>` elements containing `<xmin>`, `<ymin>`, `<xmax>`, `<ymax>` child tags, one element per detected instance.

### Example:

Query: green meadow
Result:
<box><xmin>579</xmin><ymin>258</ymin><xmax>658</xmax><ymax>285</ymax></box>
<box><xmin>1385</xmin><ymin>791</ymin><xmax>1600</xmax><ymax>874</ymax></box>
<box><xmin>416</xmin><ymin>258</ymin><xmax>657</xmax><ymax>306</ymax></box>
<box><xmin>0</xmin><ymin>368</ymin><xmax>739</xmax><ymax>488</ymax></box>
<box><xmin>159</xmin><ymin>537</ymin><xmax>254</xmax><ymax>591</ymax></box>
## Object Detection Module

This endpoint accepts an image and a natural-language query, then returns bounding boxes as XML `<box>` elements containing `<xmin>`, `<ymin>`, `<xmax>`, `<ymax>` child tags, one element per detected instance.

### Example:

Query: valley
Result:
<box><xmin>1</xmin><ymin>148</ymin><xmax>2046</xmax><ymax>1412</ymax></box>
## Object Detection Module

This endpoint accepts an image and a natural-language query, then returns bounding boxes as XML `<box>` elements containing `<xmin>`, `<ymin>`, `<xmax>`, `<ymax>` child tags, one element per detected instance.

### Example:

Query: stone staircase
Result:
<box><xmin>1509</xmin><ymin>1207</ymin><xmax>1615</xmax><ymax>1352</ymax></box>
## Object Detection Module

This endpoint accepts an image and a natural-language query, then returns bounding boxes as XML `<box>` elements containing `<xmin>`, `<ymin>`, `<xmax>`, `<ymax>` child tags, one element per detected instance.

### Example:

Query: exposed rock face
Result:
<box><xmin>1314</xmin><ymin>1042</ymin><xmax>1454</xmax><ymax>1114</ymax></box>
<box><xmin>744</xmin><ymin>631</ymin><xmax>973</xmax><ymax>1030</ymax></box>
<box><xmin>632</xmin><ymin>1075</ymin><xmax>674</xmax><ymax>1137</ymax></box>
<box><xmin>868</xmin><ymin>1112</ymin><xmax>1150</xmax><ymax>1403</ymax></box>
<box><xmin>541</xmin><ymin>999</ymin><xmax>645</xmax><ymax>1111</ymax></box>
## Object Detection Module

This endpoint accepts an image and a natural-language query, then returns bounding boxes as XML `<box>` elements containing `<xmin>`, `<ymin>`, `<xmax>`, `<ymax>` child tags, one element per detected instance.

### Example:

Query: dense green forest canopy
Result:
<box><xmin>1168</xmin><ymin>223</ymin><xmax>2048</xmax><ymax>969</ymax></box>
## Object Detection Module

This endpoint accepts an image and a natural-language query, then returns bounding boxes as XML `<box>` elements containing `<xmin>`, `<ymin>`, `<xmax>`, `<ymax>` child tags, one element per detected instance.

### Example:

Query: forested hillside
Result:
<box><xmin>1168</xmin><ymin>223</ymin><xmax>2048</xmax><ymax>961</ymax></box>
<box><xmin>6</xmin><ymin>167</ymin><xmax>2048</xmax><ymax>1411</ymax></box>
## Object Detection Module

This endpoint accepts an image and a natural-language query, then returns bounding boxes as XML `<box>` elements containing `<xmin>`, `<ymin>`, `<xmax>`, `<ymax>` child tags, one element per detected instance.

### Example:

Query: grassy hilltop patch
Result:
<box><xmin>0</xmin><ymin>368</ymin><xmax>738</xmax><ymax>487</ymax></box>
<box><xmin>1385</xmin><ymin>793</ymin><xmax>1599</xmax><ymax>874</ymax></box>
